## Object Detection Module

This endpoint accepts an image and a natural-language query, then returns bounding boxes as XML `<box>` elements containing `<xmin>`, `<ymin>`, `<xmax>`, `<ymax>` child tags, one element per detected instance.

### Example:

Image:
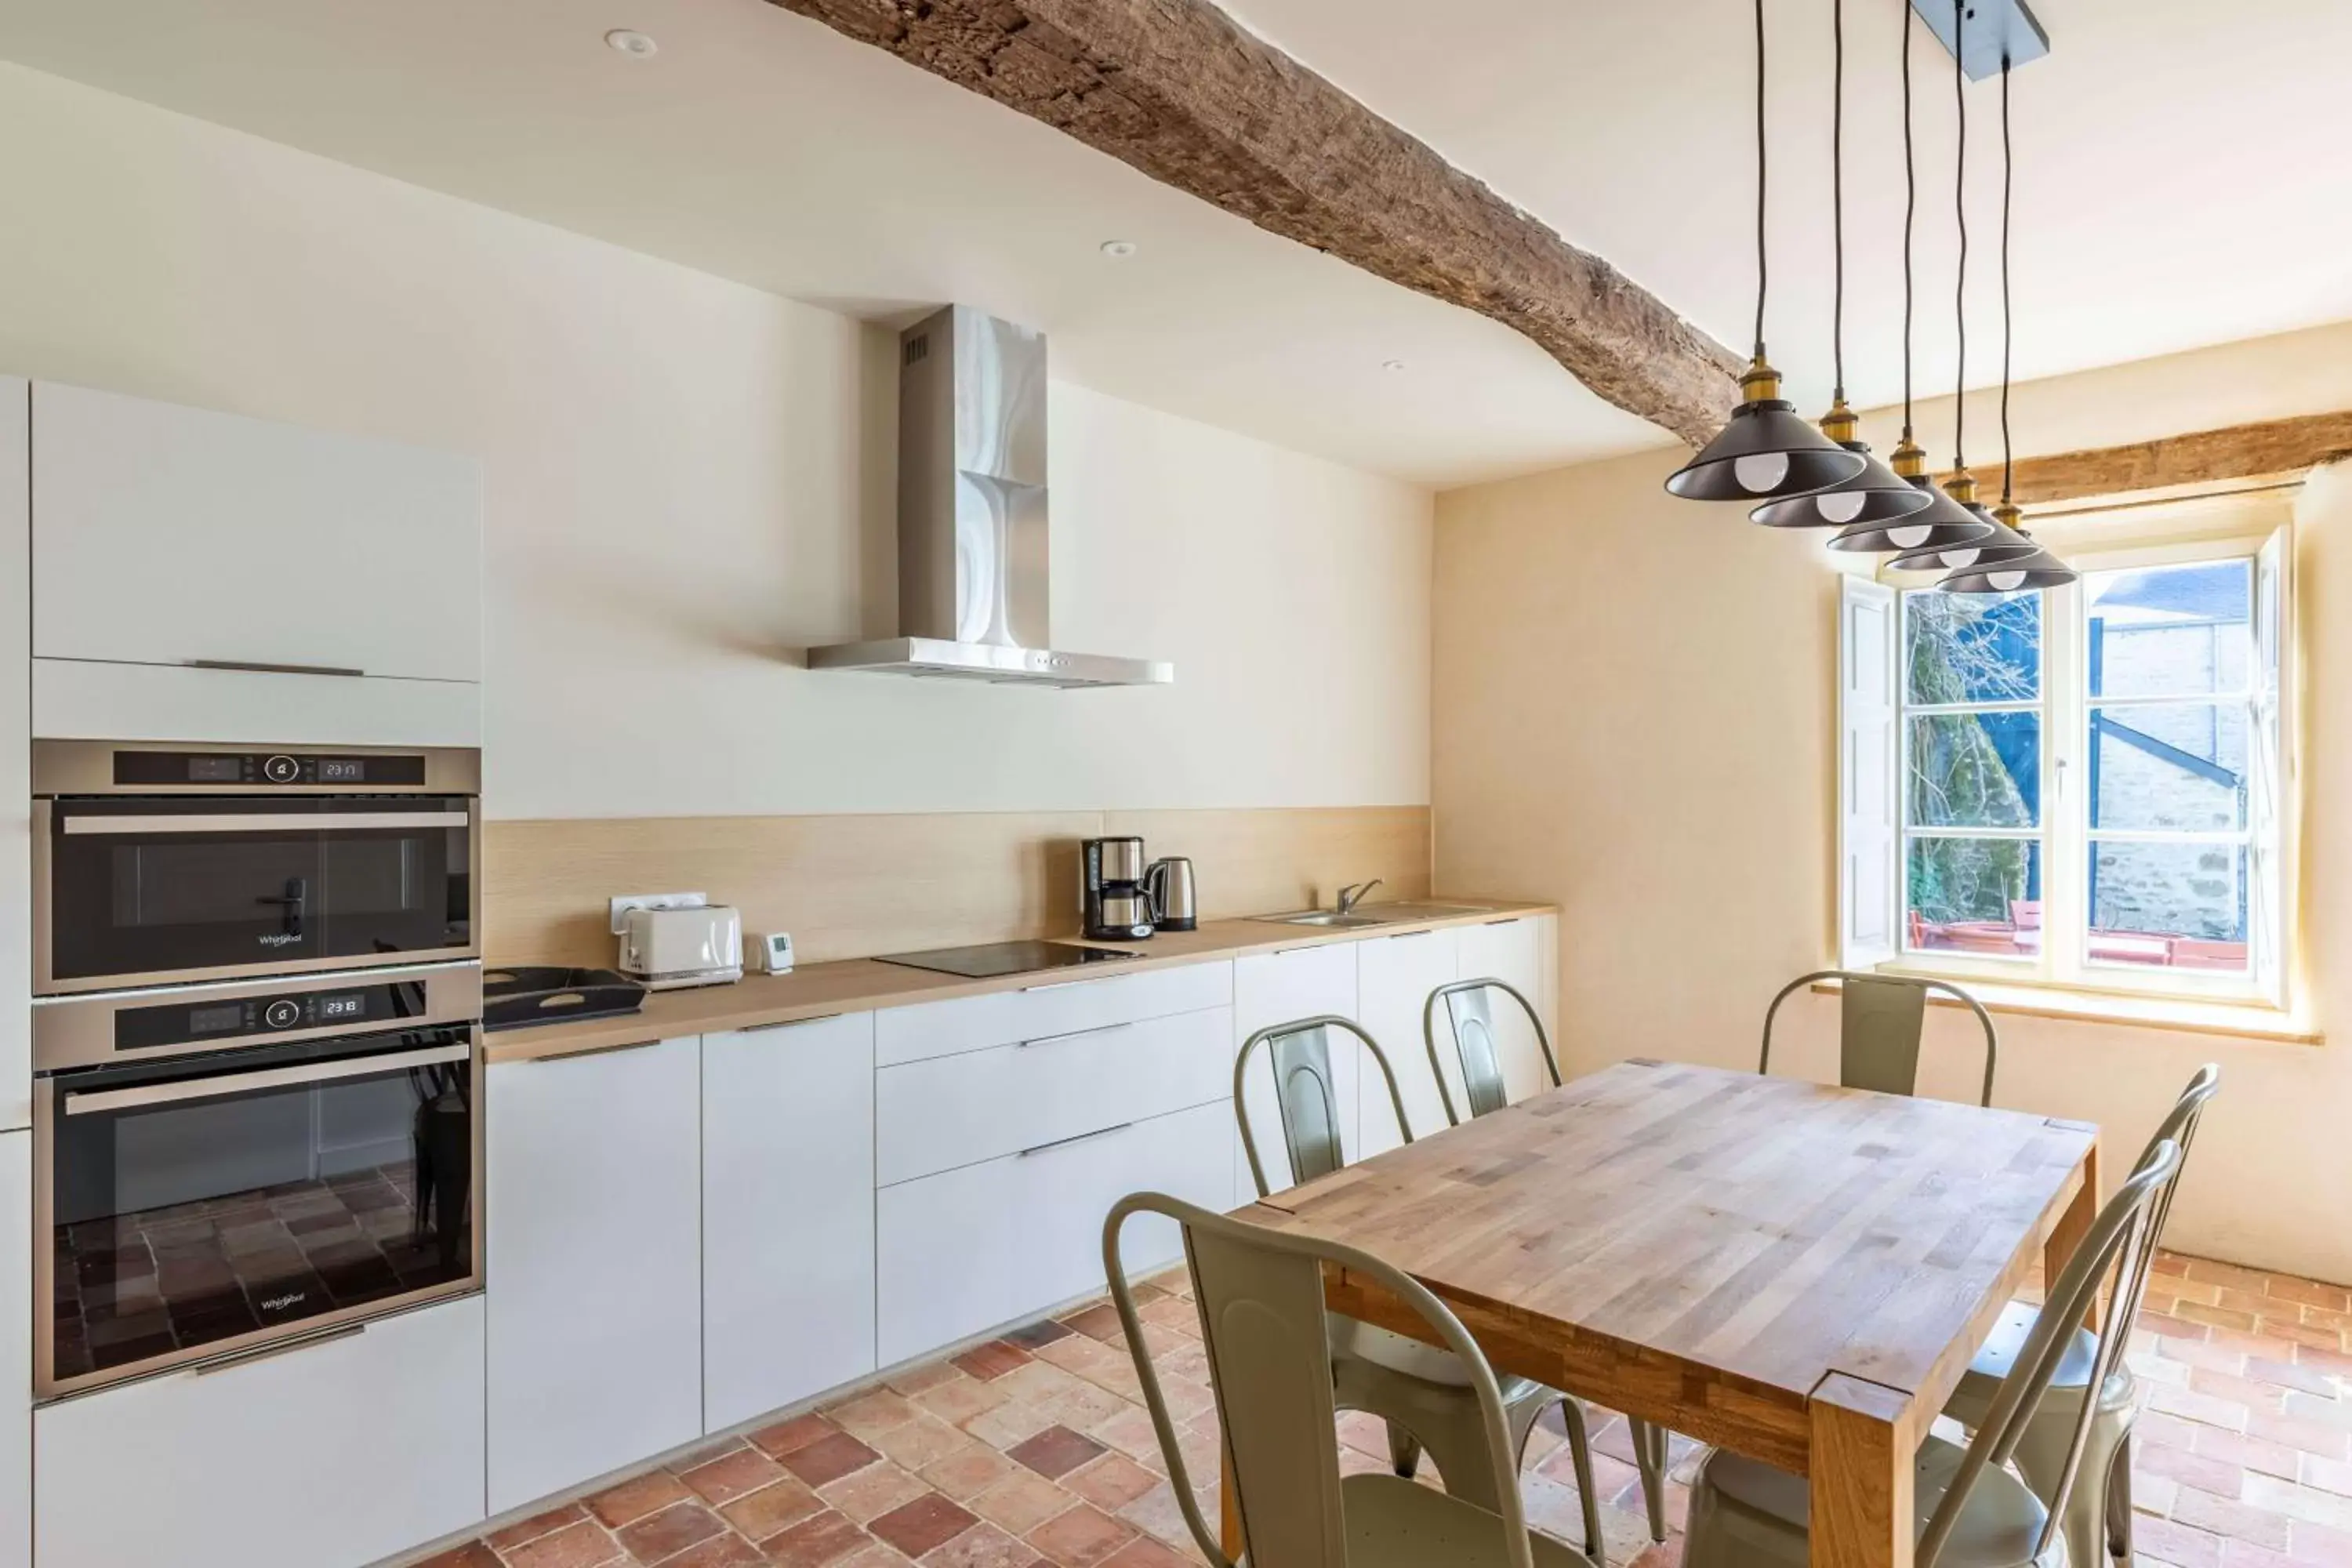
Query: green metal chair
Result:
<box><xmin>1235</xmin><ymin>1017</ymin><xmax>1610</xmax><ymax>1559</ymax></box>
<box><xmin>1760</xmin><ymin>971</ymin><xmax>2000</xmax><ymax>1106</ymax></box>
<box><xmin>1943</xmin><ymin>1063</ymin><xmax>2220</xmax><ymax>1567</ymax></box>
<box><xmin>1682</xmin><ymin>1134</ymin><xmax>2183</xmax><ymax>1568</ymax></box>
<box><xmin>1423</xmin><ymin>981</ymin><xmax>1671</xmax><ymax>1544</ymax></box>
<box><xmin>1102</xmin><ymin>1190</ymin><xmax>1602</xmax><ymax>1568</ymax></box>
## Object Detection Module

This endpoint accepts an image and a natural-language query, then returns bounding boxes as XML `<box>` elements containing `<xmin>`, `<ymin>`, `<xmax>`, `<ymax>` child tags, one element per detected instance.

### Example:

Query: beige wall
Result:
<box><xmin>1434</xmin><ymin>345</ymin><xmax>2352</xmax><ymax>1287</ymax></box>
<box><xmin>0</xmin><ymin>61</ymin><xmax>1434</xmax><ymax>823</ymax></box>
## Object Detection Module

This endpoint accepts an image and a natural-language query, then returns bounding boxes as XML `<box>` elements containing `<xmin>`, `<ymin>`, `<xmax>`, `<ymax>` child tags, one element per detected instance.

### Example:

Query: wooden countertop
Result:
<box><xmin>481</xmin><ymin>899</ymin><xmax>1554</xmax><ymax>1065</ymax></box>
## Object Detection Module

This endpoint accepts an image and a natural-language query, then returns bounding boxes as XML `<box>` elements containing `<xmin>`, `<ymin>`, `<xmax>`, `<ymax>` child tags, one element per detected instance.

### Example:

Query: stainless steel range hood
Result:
<box><xmin>808</xmin><ymin>307</ymin><xmax>1174</xmax><ymax>689</ymax></box>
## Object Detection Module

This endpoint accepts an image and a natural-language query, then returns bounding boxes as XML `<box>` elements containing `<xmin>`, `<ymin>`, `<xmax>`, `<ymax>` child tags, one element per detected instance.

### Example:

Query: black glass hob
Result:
<box><xmin>873</xmin><ymin>940</ymin><xmax>1142</xmax><ymax>979</ymax></box>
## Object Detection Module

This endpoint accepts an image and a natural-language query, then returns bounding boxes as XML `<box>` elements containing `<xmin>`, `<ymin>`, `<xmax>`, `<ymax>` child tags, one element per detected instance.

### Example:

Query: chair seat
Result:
<box><xmin>1694</xmin><ymin>1435</ymin><xmax>2053</xmax><ymax>1568</ymax></box>
<box><xmin>1341</xmin><ymin>1472</ymin><xmax>1599</xmax><ymax>1568</ymax></box>
<box><xmin>1332</xmin><ymin>1314</ymin><xmax>1540</xmax><ymax>1400</ymax></box>
<box><xmin>1945</xmin><ymin>1298</ymin><xmax>2133</xmax><ymax>1428</ymax></box>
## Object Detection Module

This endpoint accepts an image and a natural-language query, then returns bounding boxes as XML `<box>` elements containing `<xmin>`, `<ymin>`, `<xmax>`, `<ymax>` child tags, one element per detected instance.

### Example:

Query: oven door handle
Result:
<box><xmin>62</xmin><ymin>1042</ymin><xmax>472</xmax><ymax>1116</ymax></box>
<box><xmin>60</xmin><ymin>811</ymin><xmax>471</xmax><ymax>835</ymax></box>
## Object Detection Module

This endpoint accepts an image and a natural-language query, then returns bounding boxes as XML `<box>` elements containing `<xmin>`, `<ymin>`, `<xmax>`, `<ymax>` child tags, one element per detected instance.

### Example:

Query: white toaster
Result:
<box><xmin>617</xmin><ymin>904</ymin><xmax>743</xmax><ymax>989</ymax></box>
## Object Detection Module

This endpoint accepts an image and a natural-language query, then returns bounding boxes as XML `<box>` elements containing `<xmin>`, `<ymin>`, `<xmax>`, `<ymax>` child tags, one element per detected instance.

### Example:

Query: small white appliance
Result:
<box><xmin>749</xmin><ymin>931</ymin><xmax>795</xmax><ymax>974</ymax></box>
<box><xmin>611</xmin><ymin>893</ymin><xmax>742</xmax><ymax>989</ymax></box>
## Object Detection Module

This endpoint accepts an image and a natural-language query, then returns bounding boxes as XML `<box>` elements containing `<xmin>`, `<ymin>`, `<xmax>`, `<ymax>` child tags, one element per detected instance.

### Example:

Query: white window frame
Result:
<box><xmin>1846</xmin><ymin>521</ymin><xmax>2295</xmax><ymax>1012</ymax></box>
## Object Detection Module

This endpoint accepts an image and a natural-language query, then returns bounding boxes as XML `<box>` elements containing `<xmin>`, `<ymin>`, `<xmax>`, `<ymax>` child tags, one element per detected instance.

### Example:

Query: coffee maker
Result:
<box><xmin>1080</xmin><ymin>837</ymin><xmax>1156</xmax><ymax>941</ymax></box>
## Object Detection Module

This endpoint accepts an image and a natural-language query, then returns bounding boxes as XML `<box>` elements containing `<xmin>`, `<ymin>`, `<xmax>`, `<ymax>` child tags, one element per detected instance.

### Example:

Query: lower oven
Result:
<box><xmin>31</xmin><ymin>964</ymin><xmax>482</xmax><ymax>1399</ymax></box>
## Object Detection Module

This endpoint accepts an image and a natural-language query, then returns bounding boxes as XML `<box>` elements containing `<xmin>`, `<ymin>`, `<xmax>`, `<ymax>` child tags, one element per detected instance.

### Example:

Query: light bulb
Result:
<box><xmin>1817</xmin><ymin>491</ymin><xmax>1867</xmax><ymax>524</ymax></box>
<box><xmin>1733</xmin><ymin>452</ymin><xmax>1791</xmax><ymax>493</ymax></box>
<box><xmin>1990</xmin><ymin>571</ymin><xmax>2028</xmax><ymax>591</ymax></box>
<box><xmin>1888</xmin><ymin>524</ymin><xmax>1932</xmax><ymax>549</ymax></box>
<box><xmin>1944</xmin><ymin>549</ymin><xmax>1981</xmax><ymax>568</ymax></box>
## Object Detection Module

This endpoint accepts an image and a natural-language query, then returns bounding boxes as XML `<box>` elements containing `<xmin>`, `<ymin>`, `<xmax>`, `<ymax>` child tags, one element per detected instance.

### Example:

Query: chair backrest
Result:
<box><xmin>1103</xmin><ymin>1192</ymin><xmax>1537</xmax><ymax>1568</ymax></box>
<box><xmin>1918</xmin><ymin>1136</ymin><xmax>2182</xmax><ymax>1568</ymax></box>
<box><xmin>2116</xmin><ymin>1064</ymin><xmax>2220</xmax><ymax>1341</ymax></box>
<box><xmin>1759</xmin><ymin>970</ymin><xmax>1999</xmax><ymax>1107</ymax></box>
<box><xmin>1233</xmin><ymin>1016</ymin><xmax>1414</xmax><ymax>1199</ymax></box>
<box><xmin>1421</xmin><ymin>977</ymin><xmax>1563</xmax><ymax>1126</ymax></box>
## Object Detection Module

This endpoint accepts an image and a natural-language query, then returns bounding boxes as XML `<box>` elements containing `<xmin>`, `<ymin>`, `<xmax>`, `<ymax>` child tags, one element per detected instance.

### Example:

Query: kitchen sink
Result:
<box><xmin>1250</xmin><ymin>901</ymin><xmax>1499</xmax><ymax>930</ymax></box>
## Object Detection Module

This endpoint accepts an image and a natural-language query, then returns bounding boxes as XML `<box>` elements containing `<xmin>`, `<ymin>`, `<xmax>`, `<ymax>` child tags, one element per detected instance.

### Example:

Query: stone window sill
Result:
<box><xmin>1811</xmin><ymin>976</ymin><xmax>2321</xmax><ymax>1046</ymax></box>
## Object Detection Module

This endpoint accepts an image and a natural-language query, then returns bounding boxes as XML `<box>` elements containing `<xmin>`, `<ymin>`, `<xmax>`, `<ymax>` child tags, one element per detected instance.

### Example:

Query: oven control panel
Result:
<box><xmin>114</xmin><ymin>978</ymin><xmax>423</xmax><ymax>1053</ymax></box>
<box><xmin>111</xmin><ymin>750</ymin><xmax>427</xmax><ymax>788</ymax></box>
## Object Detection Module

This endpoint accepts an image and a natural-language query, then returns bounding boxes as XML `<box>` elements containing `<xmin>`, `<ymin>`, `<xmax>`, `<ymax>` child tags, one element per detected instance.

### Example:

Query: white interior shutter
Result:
<box><xmin>2249</xmin><ymin>525</ymin><xmax>2292</xmax><ymax>1007</ymax></box>
<box><xmin>1840</xmin><ymin>575</ymin><xmax>1900</xmax><ymax>969</ymax></box>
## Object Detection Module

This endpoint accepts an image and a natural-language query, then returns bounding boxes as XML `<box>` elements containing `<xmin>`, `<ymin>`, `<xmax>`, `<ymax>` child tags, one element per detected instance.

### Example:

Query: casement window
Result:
<box><xmin>1840</xmin><ymin>523</ymin><xmax>2293</xmax><ymax>1008</ymax></box>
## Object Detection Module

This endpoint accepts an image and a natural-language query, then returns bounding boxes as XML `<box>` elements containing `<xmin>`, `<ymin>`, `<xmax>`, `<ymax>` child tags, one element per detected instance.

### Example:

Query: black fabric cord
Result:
<box><xmin>1900</xmin><ymin>0</ymin><xmax>1915</xmax><ymax>439</ymax></box>
<box><xmin>1831</xmin><ymin>0</ymin><xmax>1846</xmax><ymax>401</ymax></box>
<box><xmin>2001</xmin><ymin>56</ymin><xmax>2015</xmax><ymax>503</ymax></box>
<box><xmin>1953</xmin><ymin>0</ymin><xmax>1967</xmax><ymax>470</ymax></box>
<box><xmin>1754</xmin><ymin>0</ymin><xmax>1768</xmax><ymax>359</ymax></box>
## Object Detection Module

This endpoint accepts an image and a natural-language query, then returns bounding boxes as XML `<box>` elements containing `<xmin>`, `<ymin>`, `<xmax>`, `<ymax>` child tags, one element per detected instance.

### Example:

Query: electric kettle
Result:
<box><xmin>1144</xmin><ymin>857</ymin><xmax>1198</xmax><ymax>933</ymax></box>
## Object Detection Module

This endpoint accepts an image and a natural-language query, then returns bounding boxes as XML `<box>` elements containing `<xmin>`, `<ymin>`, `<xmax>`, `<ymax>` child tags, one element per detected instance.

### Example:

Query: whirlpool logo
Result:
<box><xmin>256</xmin><ymin>932</ymin><xmax>303</xmax><ymax>948</ymax></box>
<box><xmin>260</xmin><ymin>1290</ymin><xmax>307</xmax><ymax>1312</ymax></box>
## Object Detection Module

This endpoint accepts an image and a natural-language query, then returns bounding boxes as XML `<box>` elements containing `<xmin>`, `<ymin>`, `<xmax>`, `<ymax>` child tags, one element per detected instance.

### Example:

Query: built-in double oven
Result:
<box><xmin>30</xmin><ymin>741</ymin><xmax>484</xmax><ymax>1399</ymax></box>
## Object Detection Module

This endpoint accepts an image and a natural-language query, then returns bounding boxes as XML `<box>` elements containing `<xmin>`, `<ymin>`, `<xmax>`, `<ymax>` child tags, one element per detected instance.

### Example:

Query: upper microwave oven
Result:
<box><xmin>33</xmin><ymin>741</ymin><xmax>480</xmax><ymax>996</ymax></box>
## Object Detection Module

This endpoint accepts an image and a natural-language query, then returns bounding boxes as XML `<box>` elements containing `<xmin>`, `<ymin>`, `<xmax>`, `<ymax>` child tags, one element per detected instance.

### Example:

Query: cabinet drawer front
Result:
<box><xmin>875</xmin><ymin>959</ymin><xmax>1232</xmax><ymax>1066</ymax></box>
<box><xmin>1232</xmin><ymin>943</ymin><xmax>1359</xmax><ymax>1039</ymax></box>
<box><xmin>876</xmin><ymin>1102</ymin><xmax>1232</xmax><ymax>1367</ymax></box>
<box><xmin>34</xmin><ymin>1296</ymin><xmax>486</xmax><ymax>1568</ymax></box>
<box><xmin>877</xmin><ymin>1007</ymin><xmax>1233</xmax><ymax>1187</ymax></box>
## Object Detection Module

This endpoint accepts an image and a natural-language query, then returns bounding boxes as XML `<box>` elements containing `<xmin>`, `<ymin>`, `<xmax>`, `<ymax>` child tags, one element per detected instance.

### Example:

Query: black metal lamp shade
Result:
<box><xmin>1666</xmin><ymin>361</ymin><xmax>1868</xmax><ymax>502</ymax></box>
<box><xmin>1749</xmin><ymin>402</ymin><xmax>1931</xmax><ymax>527</ymax></box>
<box><xmin>1937</xmin><ymin>508</ymin><xmax>2078</xmax><ymax>590</ymax></box>
<box><xmin>1827</xmin><ymin>474</ymin><xmax>1994</xmax><ymax>553</ymax></box>
<box><xmin>1886</xmin><ymin>508</ymin><xmax>2040</xmax><ymax>572</ymax></box>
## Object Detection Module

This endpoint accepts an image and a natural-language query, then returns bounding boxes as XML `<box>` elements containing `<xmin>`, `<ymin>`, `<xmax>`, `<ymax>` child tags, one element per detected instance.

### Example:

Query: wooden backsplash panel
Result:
<box><xmin>485</xmin><ymin>806</ymin><xmax>1430</xmax><ymax>967</ymax></box>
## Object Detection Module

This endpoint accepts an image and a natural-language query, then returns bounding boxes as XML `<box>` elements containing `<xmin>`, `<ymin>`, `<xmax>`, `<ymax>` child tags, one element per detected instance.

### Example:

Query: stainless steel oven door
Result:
<box><xmin>34</xmin><ymin>1021</ymin><xmax>481</xmax><ymax>1400</ymax></box>
<box><xmin>34</xmin><ymin>794</ymin><xmax>480</xmax><ymax>994</ymax></box>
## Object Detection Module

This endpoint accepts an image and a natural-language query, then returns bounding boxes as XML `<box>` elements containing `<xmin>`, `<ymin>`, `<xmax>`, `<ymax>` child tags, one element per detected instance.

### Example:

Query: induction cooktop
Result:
<box><xmin>873</xmin><ymin>940</ymin><xmax>1143</xmax><ymax>979</ymax></box>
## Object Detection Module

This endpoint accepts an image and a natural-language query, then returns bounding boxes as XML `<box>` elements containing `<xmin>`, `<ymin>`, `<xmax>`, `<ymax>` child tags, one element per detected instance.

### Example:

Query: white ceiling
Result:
<box><xmin>0</xmin><ymin>0</ymin><xmax>2347</xmax><ymax>488</ymax></box>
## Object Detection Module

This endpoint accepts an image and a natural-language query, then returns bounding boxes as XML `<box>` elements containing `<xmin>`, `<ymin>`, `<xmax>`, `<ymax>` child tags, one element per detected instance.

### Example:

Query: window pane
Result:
<box><xmin>1906</xmin><ymin>837</ymin><xmax>2042</xmax><ymax>958</ymax></box>
<box><xmin>2089</xmin><ymin>841</ymin><xmax>2249</xmax><ymax>973</ymax></box>
<box><xmin>1907</xmin><ymin>713</ymin><xmax>2040</xmax><ymax>828</ymax></box>
<box><xmin>2090</xmin><ymin>702</ymin><xmax>2249</xmax><ymax>831</ymax></box>
<box><xmin>2085</xmin><ymin>558</ymin><xmax>2251</xmax><ymax>699</ymax></box>
<box><xmin>1906</xmin><ymin>590</ymin><xmax>2041</xmax><ymax>705</ymax></box>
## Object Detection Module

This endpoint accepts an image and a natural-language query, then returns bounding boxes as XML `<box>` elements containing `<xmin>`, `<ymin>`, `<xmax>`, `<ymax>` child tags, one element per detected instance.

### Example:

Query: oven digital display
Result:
<box><xmin>316</xmin><ymin>993</ymin><xmax>366</xmax><ymax>1022</ymax></box>
<box><xmin>188</xmin><ymin>1002</ymin><xmax>247</xmax><ymax>1034</ymax></box>
<box><xmin>186</xmin><ymin>757</ymin><xmax>245</xmax><ymax>782</ymax></box>
<box><xmin>318</xmin><ymin>759</ymin><xmax>366</xmax><ymax>783</ymax></box>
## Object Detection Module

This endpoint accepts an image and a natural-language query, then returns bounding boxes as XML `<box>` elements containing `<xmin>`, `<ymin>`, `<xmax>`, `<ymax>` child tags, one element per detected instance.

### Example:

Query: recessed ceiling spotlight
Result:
<box><xmin>1381</xmin><ymin>359</ymin><xmax>1407</xmax><ymax>372</ymax></box>
<box><xmin>1098</xmin><ymin>240</ymin><xmax>1138</xmax><ymax>258</ymax></box>
<box><xmin>604</xmin><ymin>29</ymin><xmax>659</xmax><ymax>59</ymax></box>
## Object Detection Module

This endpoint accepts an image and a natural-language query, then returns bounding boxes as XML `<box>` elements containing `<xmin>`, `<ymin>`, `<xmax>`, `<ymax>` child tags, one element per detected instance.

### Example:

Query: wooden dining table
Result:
<box><xmin>1225</xmin><ymin>1058</ymin><xmax>2100</xmax><ymax>1568</ymax></box>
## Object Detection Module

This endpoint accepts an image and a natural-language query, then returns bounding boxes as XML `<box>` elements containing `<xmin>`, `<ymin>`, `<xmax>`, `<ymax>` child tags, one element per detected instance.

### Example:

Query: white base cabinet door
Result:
<box><xmin>876</xmin><ymin>1102</ymin><xmax>1232</xmax><ymax>1367</ymax></box>
<box><xmin>703</xmin><ymin>1015</ymin><xmax>877</xmax><ymax>1434</ymax></box>
<box><xmin>1232</xmin><ymin>943</ymin><xmax>1360</xmax><ymax>1196</ymax></box>
<box><xmin>1</xmin><ymin>1132</ymin><xmax>26</xmax><ymax>1568</ymax></box>
<box><xmin>34</xmin><ymin>1296</ymin><xmax>486</xmax><ymax>1568</ymax></box>
<box><xmin>1454</xmin><ymin>917</ymin><xmax>1556</xmax><ymax>1103</ymax></box>
<box><xmin>1352</xmin><ymin>927</ymin><xmax>1461</xmax><ymax>1155</ymax></box>
<box><xmin>488</xmin><ymin>1038</ymin><xmax>702</xmax><ymax>1515</ymax></box>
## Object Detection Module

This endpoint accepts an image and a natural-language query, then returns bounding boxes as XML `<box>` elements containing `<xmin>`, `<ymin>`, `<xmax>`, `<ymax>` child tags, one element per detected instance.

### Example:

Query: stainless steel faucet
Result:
<box><xmin>1334</xmin><ymin>880</ymin><xmax>1384</xmax><ymax>916</ymax></box>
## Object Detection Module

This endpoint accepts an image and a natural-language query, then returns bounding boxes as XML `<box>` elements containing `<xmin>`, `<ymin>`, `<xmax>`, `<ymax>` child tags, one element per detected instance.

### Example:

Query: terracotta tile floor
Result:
<box><xmin>412</xmin><ymin>1250</ymin><xmax>2352</xmax><ymax>1568</ymax></box>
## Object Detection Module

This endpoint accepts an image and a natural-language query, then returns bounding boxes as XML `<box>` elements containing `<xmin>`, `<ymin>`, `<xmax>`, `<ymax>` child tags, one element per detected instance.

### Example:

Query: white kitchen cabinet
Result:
<box><xmin>1232</xmin><ymin>942</ymin><xmax>1360</xmax><ymax>1195</ymax></box>
<box><xmin>877</xmin><ymin>1006</ymin><xmax>1232</xmax><ymax>1187</ymax></box>
<box><xmin>1</xmin><ymin>1132</ymin><xmax>27</xmax><ymax>1568</ymax></box>
<box><xmin>32</xmin><ymin>382</ymin><xmax>481</xmax><ymax>682</ymax></box>
<box><xmin>488</xmin><ymin>1036</ymin><xmax>702</xmax><ymax>1514</ymax></box>
<box><xmin>0</xmin><ymin>383</ymin><xmax>24</xmax><ymax>1132</ymax></box>
<box><xmin>1454</xmin><ymin>916</ymin><xmax>1558</xmax><ymax>1104</ymax></box>
<box><xmin>876</xmin><ymin>1102</ymin><xmax>1232</xmax><ymax>1367</ymax></box>
<box><xmin>1352</xmin><ymin>926</ymin><xmax>1461</xmax><ymax>1156</ymax></box>
<box><xmin>35</xmin><ymin>1295</ymin><xmax>485</xmax><ymax>1568</ymax></box>
<box><xmin>874</xmin><ymin>960</ymin><xmax>1231</xmax><ymax>1067</ymax></box>
<box><xmin>703</xmin><ymin>1014</ymin><xmax>877</xmax><ymax>1434</ymax></box>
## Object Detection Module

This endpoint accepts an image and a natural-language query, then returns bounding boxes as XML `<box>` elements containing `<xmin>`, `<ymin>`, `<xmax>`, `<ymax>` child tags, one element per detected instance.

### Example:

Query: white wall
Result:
<box><xmin>0</xmin><ymin>60</ymin><xmax>1432</xmax><ymax>820</ymax></box>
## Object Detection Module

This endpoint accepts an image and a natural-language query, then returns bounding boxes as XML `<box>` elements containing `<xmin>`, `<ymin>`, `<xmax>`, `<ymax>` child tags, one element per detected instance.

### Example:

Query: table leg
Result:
<box><xmin>2045</xmin><ymin>1140</ymin><xmax>2103</xmax><ymax>1327</ymax></box>
<box><xmin>1809</xmin><ymin>1374</ymin><xmax>1916</xmax><ymax>1568</ymax></box>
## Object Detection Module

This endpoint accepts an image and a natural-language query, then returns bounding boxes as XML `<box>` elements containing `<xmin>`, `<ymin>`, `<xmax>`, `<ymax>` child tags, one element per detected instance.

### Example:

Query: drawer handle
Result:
<box><xmin>1018</xmin><ymin>1121</ymin><xmax>1134</xmax><ymax>1158</ymax></box>
<box><xmin>187</xmin><ymin>657</ymin><xmax>367</xmax><ymax>679</ymax></box>
<box><xmin>740</xmin><ymin>1013</ymin><xmax>840</xmax><ymax>1033</ymax></box>
<box><xmin>192</xmin><ymin>1322</ymin><xmax>366</xmax><ymax>1377</ymax></box>
<box><xmin>1022</xmin><ymin>975</ymin><xmax>1118</xmax><ymax>993</ymax></box>
<box><xmin>1019</xmin><ymin>1022</ymin><xmax>1137</xmax><ymax>1050</ymax></box>
<box><xmin>531</xmin><ymin>1036</ymin><xmax>666</xmax><ymax>1062</ymax></box>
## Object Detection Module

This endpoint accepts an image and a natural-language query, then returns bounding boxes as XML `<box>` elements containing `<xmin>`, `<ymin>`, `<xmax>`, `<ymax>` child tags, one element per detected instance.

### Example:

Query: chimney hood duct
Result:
<box><xmin>808</xmin><ymin>307</ymin><xmax>1174</xmax><ymax>689</ymax></box>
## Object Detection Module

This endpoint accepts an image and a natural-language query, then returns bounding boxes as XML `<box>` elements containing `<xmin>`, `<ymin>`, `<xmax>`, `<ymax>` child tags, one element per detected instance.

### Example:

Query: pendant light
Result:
<box><xmin>1665</xmin><ymin>0</ymin><xmax>1867</xmax><ymax>502</ymax></box>
<box><xmin>1939</xmin><ymin>48</ymin><xmax>2076</xmax><ymax>593</ymax></box>
<box><xmin>1751</xmin><ymin>0</ymin><xmax>1931</xmax><ymax>528</ymax></box>
<box><xmin>1825</xmin><ymin>2</ymin><xmax>1991</xmax><ymax>554</ymax></box>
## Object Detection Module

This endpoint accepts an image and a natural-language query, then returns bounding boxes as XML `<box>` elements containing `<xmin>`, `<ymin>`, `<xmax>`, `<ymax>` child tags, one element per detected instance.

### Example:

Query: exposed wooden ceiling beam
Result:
<box><xmin>766</xmin><ymin>0</ymin><xmax>1742</xmax><ymax>446</ymax></box>
<box><xmin>1959</xmin><ymin>409</ymin><xmax>2352</xmax><ymax>507</ymax></box>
